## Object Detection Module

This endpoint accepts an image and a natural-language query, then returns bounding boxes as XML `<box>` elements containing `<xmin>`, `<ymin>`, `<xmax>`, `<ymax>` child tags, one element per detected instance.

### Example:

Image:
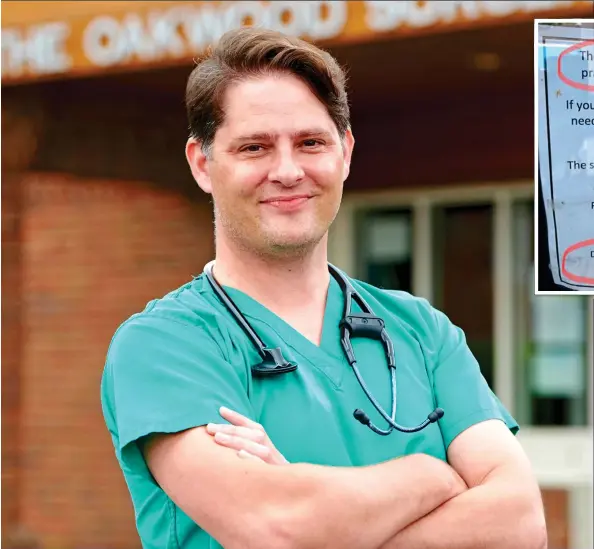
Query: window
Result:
<box><xmin>347</xmin><ymin>195</ymin><xmax>591</xmax><ymax>423</ymax></box>
<box><xmin>513</xmin><ymin>201</ymin><xmax>589</xmax><ymax>426</ymax></box>
<box><xmin>355</xmin><ymin>208</ymin><xmax>413</xmax><ymax>293</ymax></box>
<box><xmin>432</xmin><ymin>204</ymin><xmax>495</xmax><ymax>389</ymax></box>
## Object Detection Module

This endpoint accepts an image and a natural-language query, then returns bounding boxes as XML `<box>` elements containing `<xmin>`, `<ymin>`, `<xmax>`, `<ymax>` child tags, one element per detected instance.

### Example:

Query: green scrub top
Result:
<box><xmin>101</xmin><ymin>269</ymin><xmax>518</xmax><ymax>549</ymax></box>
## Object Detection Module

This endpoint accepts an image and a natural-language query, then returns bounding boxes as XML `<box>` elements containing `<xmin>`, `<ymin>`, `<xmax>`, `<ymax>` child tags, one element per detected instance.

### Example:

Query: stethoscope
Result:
<box><xmin>203</xmin><ymin>261</ymin><xmax>444</xmax><ymax>436</ymax></box>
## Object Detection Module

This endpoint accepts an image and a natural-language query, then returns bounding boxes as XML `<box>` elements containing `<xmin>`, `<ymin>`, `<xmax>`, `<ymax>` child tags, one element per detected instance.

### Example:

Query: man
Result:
<box><xmin>101</xmin><ymin>27</ymin><xmax>547</xmax><ymax>549</ymax></box>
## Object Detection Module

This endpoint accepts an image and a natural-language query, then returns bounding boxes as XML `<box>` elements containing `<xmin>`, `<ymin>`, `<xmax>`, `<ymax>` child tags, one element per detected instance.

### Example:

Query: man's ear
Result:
<box><xmin>342</xmin><ymin>129</ymin><xmax>355</xmax><ymax>182</ymax></box>
<box><xmin>185</xmin><ymin>138</ymin><xmax>213</xmax><ymax>194</ymax></box>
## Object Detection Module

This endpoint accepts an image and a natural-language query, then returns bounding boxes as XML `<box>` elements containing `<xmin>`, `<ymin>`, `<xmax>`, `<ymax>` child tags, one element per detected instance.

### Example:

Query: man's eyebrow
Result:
<box><xmin>291</xmin><ymin>128</ymin><xmax>334</xmax><ymax>139</ymax></box>
<box><xmin>231</xmin><ymin>132</ymin><xmax>275</xmax><ymax>144</ymax></box>
<box><xmin>230</xmin><ymin>128</ymin><xmax>334</xmax><ymax>145</ymax></box>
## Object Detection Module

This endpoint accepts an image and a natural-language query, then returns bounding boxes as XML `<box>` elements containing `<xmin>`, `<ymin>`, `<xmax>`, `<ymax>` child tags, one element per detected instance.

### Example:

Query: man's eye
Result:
<box><xmin>303</xmin><ymin>139</ymin><xmax>323</xmax><ymax>147</ymax></box>
<box><xmin>242</xmin><ymin>144</ymin><xmax>263</xmax><ymax>153</ymax></box>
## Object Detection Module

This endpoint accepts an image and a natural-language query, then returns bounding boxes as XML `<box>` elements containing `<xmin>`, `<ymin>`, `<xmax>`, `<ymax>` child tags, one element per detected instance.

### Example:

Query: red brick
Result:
<box><xmin>17</xmin><ymin>172</ymin><xmax>214</xmax><ymax>548</ymax></box>
<box><xmin>541</xmin><ymin>488</ymin><xmax>569</xmax><ymax>549</ymax></box>
<box><xmin>2</xmin><ymin>172</ymin><xmax>24</xmax><ymax>544</ymax></box>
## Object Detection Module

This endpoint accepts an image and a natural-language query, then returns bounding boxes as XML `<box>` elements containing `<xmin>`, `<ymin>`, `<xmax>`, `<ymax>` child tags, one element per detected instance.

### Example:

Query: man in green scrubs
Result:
<box><xmin>101</xmin><ymin>27</ymin><xmax>547</xmax><ymax>549</ymax></box>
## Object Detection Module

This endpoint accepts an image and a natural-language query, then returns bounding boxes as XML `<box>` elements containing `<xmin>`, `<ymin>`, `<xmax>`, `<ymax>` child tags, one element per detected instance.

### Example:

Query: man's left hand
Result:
<box><xmin>206</xmin><ymin>406</ymin><xmax>289</xmax><ymax>465</ymax></box>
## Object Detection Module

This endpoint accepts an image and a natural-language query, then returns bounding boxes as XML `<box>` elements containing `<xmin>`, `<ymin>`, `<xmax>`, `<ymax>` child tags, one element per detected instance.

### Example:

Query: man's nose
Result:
<box><xmin>268</xmin><ymin>149</ymin><xmax>305</xmax><ymax>186</ymax></box>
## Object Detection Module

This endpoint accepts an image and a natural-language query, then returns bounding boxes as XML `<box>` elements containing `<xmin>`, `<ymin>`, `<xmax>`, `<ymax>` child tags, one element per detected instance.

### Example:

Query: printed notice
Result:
<box><xmin>538</xmin><ymin>23</ymin><xmax>594</xmax><ymax>291</ymax></box>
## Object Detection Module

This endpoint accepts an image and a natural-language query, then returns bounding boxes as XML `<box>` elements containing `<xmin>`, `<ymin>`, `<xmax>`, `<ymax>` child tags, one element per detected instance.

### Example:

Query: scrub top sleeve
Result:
<box><xmin>106</xmin><ymin>315</ymin><xmax>255</xmax><ymax>453</ymax></box>
<box><xmin>429</xmin><ymin>306</ymin><xmax>519</xmax><ymax>450</ymax></box>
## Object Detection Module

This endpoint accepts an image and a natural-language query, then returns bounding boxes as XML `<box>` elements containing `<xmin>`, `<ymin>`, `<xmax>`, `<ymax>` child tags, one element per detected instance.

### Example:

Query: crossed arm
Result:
<box><xmin>379</xmin><ymin>419</ymin><xmax>547</xmax><ymax>549</ymax></box>
<box><xmin>142</xmin><ymin>410</ymin><xmax>547</xmax><ymax>549</ymax></box>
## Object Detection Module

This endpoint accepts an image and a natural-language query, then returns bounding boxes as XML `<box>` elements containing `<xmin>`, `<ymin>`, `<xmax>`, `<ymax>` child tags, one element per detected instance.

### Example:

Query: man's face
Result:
<box><xmin>187</xmin><ymin>73</ymin><xmax>354</xmax><ymax>258</ymax></box>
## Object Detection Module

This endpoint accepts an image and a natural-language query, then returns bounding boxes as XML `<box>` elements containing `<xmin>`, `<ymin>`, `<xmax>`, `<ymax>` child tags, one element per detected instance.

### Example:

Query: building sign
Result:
<box><xmin>2</xmin><ymin>0</ymin><xmax>592</xmax><ymax>83</ymax></box>
<box><xmin>538</xmin><ymin>23</ymin><xmax>594</xmax><ymax>291</ymax></box>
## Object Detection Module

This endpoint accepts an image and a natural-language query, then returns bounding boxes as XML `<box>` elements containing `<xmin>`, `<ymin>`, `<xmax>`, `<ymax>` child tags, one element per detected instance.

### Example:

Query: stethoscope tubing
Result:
<box><xmin>203</xmin><ymin>260</ymin><xmax>443</xmax><ymax>435</ymax></box>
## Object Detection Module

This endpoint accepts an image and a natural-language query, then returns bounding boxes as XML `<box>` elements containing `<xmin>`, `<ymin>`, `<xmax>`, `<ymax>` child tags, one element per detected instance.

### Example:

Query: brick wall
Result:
<box><xmin>2</xmin><ymin>89</ymin><xmax>44</xmax><ymax>549</ymax></box>
<box><xmin>1</xmin><ymin>82</ymin><xmax>215</xmax><ymax>548</ymax></box>
<box><xmin>2</xmin><ymin>172</ymin><xmax>24</xmax><ymax>543</ymax></box>
<box><xmin>18</xmin><ymin>173</ymin><xmax>214</xmax><ymax>548</ymax></box>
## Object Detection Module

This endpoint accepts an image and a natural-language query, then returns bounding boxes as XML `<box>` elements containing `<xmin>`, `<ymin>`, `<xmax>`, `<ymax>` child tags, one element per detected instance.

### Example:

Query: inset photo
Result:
<box><xmin>536</xmin><ymin>20</ymin><xmax>594</xmax><ymax>294</ymax></box>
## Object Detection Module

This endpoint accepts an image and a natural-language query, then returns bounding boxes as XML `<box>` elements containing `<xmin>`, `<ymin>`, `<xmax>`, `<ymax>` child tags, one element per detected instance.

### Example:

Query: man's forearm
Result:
<box><xmin>145</xmin><ymin>428</ymin><xmax>465</xmax><ymax>549</ymax></box>
<box><xmin>269</xmin><ymin>453</ymin><xmax>465</xmax><ymax>549</ymax></box>
<box><xmin>379</xmin><ymin>468</ymin><xmax>547</xmax><ymax>549</ymax></box>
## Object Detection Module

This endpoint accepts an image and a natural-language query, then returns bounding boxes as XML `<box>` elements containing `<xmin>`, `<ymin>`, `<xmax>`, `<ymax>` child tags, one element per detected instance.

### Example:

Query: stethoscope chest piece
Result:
<box><xmin>251</xmin><ymin>347</ymin><xmax>298</xmax><ymax>377</ymax></box>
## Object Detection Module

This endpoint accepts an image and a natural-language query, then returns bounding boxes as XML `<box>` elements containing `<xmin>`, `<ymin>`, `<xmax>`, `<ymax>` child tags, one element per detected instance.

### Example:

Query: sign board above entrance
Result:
<box><xmin>2</xmin><ymin>0</ymin><xmax>592</xmax><ymax>84</ymax></box>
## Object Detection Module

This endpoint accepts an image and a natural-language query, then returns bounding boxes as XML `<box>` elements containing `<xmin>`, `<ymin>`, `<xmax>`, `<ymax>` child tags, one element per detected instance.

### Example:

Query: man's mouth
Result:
<box><xmin>260</xmin><ymin>195</ymin><xmax>312</xmax><ymax>211</ymax></box>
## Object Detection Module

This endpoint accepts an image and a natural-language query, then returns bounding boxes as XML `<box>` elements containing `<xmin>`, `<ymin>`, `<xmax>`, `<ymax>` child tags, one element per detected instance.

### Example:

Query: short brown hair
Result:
<box><xmin>185</xmin><ymin>27</ymin><xmax>350</xmax><ymax>155</ymax></box>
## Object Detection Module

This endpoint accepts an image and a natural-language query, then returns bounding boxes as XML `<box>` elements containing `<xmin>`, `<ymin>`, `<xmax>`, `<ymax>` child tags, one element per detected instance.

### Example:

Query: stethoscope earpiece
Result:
<box><xmin>353</xmin><ymin>409</ymin><xmax>371</xmax><ymax>425</ymax></box>
<box><xmin>428</xmin><ymin>408</ymin><xmax>445</xmax><ymax>423</ymax></box>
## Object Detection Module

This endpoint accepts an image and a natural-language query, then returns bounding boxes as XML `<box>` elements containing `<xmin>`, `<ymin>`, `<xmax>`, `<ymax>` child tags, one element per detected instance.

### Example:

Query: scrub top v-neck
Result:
<box><xmin>101</xmin><ymin>271</ymin><xmax>518</xmax><ymax>549</ymax></box>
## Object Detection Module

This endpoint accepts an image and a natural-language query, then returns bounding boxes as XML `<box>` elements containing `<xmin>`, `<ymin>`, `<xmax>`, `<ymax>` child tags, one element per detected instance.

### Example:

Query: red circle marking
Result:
<box><xmin>561</xmin><ymin>238</ymin><xmax>594</xmax><ymax>285</ymax></box>
<box><xmin>557</xmin><ymin>39</ymin><xmax>594</xmax><ymax>92</ymax></box>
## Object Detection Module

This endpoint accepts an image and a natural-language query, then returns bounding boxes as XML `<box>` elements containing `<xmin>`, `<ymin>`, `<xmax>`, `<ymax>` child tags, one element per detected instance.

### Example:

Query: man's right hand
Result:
<box><xmin>206</xmin><ymin>406</ymin><xmax>290</xmax><ymax>465</ymax></box>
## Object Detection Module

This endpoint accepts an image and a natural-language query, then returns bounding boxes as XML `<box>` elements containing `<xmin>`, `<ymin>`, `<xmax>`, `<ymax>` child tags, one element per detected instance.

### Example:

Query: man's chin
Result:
<box><xmin>263</xmin><ymin>232</ymin><xmax>324</xmax><ymax>256</ymax></box>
